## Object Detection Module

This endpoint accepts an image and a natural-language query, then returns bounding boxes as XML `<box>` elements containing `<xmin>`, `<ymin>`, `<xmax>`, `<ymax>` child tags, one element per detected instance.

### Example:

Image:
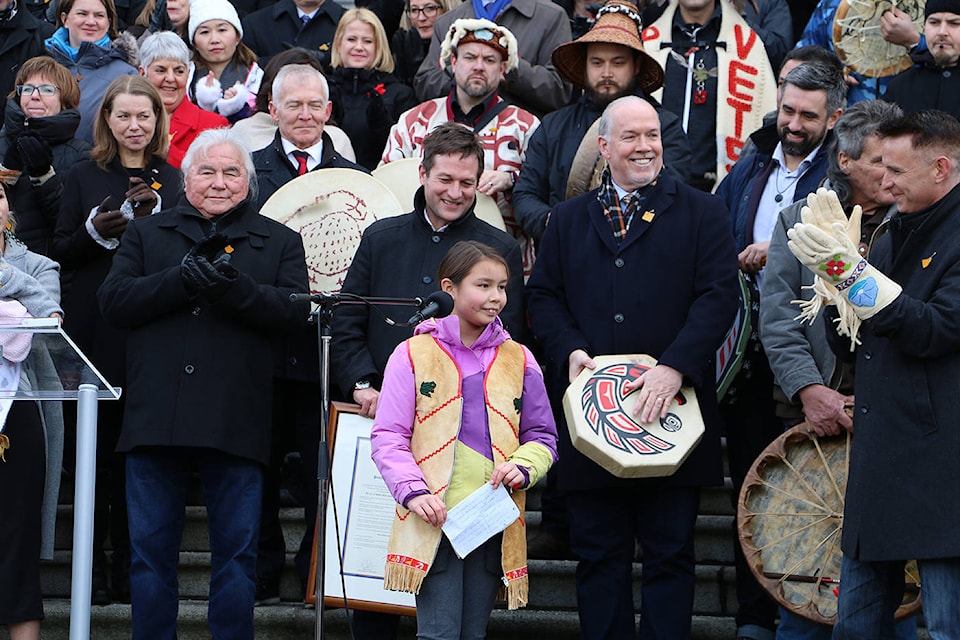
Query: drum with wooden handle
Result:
<box><xmin>737</xmin><ymin>424</ymin><xmax>922</xmax><ymax>624</ymax></box>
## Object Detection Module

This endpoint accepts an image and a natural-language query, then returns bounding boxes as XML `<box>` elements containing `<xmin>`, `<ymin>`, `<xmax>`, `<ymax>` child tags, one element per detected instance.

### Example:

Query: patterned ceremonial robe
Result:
<box><xmin>381</xmin><ymin>94</ymin><xmax>541</xmax><ymax>278</ymax></box>
<box><xmin>642</xmin><ymin>0</ymin><xmax>776</xmax><ymax>188</ymax></box>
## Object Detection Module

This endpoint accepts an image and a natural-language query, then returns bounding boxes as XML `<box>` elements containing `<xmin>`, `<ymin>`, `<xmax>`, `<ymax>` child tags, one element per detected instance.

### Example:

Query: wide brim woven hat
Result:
<box><xmin>551</xmin><ymin>0</ymin><xmax>663</xmax><ymax>95</ymax></box>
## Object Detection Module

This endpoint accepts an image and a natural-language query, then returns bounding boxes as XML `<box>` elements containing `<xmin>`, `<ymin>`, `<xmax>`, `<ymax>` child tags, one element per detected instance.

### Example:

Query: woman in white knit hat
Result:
<box><xmin>186</xmin><ymin>0</ymin><xmax>262</xmax><ymax>123</ymax></box>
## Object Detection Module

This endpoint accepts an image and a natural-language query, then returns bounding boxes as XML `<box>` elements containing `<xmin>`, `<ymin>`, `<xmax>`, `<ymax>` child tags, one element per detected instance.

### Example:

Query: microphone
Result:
<box><xmin>407</xmin><ymin>291</ymin><xmax>454</xmax><ymax>325</ymax></box>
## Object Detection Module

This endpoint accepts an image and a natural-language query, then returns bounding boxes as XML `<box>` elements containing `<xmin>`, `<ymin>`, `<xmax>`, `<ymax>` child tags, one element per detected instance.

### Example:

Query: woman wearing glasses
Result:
<box><xmin>391</xmin><ymin>0</ymin><xmax>452</xmax><ymax>88</ymax></box>
<box><xmin>0</xmin><ymin>57</ymin><xmax>90</xmax><ymax>256</ymax></box>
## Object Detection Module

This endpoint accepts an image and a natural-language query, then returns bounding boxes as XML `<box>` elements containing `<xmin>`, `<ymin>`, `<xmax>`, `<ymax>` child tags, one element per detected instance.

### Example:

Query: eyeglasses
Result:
<box><xmin>17</xmin><ymin>84</ymin><xmax>59</xmax><ymax>97</ymax></box>
<box><xmin>407</xmin><ymin>4</ymin><xmax>441</xmax><ymax>18</ymax></box>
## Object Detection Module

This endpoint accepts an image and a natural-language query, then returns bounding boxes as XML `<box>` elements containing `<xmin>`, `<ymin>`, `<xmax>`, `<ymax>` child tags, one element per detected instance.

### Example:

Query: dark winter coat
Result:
<box><xmin>251</xmin><ymin>130</ymin><xmax>369</xmax><ymax>382</ymax></box>
<box><xmin>327</xmin><ymin>66</ymin><xmax>417</xmax><ymax>170</ymax></box>
<box><xmin>331</xmin><ymin>187</ymin><xmax>526</xmax><ymax>395</ymax></box>
<box><xmin>526</xmin><ymin>172</ymin><xmax>740</xmax><ymax>491</ymax></box>
<box><xmin>50</xmin><ymin>156</ymin><xmax>180</xmax><ymax>382</ymax></box>
<box><xmin>98</xmin><ymin>199</ymin><xmax>310</xmax><ymax>465</ymax></box>
<box><xmin>252</xmin><ymin>130</ymin><xmax>368</xmax><ymax>211</ymax></box>
<box><xmin>836</xmin><ymin>182</ymin><xmax>960</xmax><ymax>561</ymax></box>
<box><xmin>714</xmin><ymin>128</ymin><xmax>831</xmax><ymax>254</ymax></box>
<box><xmin>512</xmin><ymin>91</ymin><xmax>691</xmax><ymax>243</ymax></box>
<box><xmin>391</xmin><ymin>27</ymin><xmax>429</xmax><ymax>89</ymax></box>
<box><xmin>882</xmin><ymin>53</ymin><xmax>960</xmax><ymax>121</ymax></box>
<box><xmin>0</xmin><ymin>101</ymin><xmax>90</xmax><ymax>255</ymax></box>
<box><xmin>0</xmin><ymin>6</ymin><xmax>53</xmax><ymax>99</ymax></box>
<box><xmin>242</xmin><ymin>0</ymin><xmax>344</xmax><ymax>69</ymax></box>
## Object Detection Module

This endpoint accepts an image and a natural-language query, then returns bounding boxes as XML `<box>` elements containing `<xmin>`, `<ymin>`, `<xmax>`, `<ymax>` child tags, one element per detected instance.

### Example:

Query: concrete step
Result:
<box><xmin>24</xmin><ymin>599</ymin><xmax>754</xmax><ymax>640</ymax></box>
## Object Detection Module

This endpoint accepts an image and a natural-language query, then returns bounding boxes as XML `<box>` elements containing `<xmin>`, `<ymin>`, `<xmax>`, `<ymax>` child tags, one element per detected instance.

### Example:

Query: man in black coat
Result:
<box><xmin>0</xmin><ymin>0</ymin><xmax>53</xmax><ymax>99</ymax></box>
<box><xmin>883</xmin><ymin>0</ymin><xmax>960</xmax><ymax>120</ymax></box>
<box><xmin>252</xmin><ymin>64</ymin><xmax>367</xmax><ymax>209</ymax></box>
<box><xmin>98</xmin><ymin>129</ymin><xmax>309</xmax><ymax>640</ymax></box>
<box><xmin>512</xmin><ymin>0</ymin><xmax>690</xmax><ymax>245</ymax></box>
<box><xmin>330</xmin><ymin>123</ymin><xmax>524</xmax><ymax>640</ymax></box>
<box><xmin>242</xmin><ymin>0</ymin><xmax>343</xmax><ymax>69</ymax></box>
<box><xmin>527</xmin><ymin>96</ymin><xmax>739</xmax><ymax>640</ymax></box>
<box><xmin>250</xmin><ymin>62</ymin><xmax>366</xmax><ymax>603</ymax></box>
<box><xmin>787</xmin><ymin>110</ymin><xmax>960</xmax><ymax>639</ymax></box>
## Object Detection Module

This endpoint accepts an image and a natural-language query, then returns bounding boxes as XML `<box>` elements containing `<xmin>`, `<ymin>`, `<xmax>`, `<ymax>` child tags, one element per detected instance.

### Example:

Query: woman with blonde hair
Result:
<box><xmin>51</xmin><ymin>74</ymin><xmax>179</xmax><ymax>606</ymax></box>
<box><xmin>328</xmin><ymin>8</ymin><xmax>416</xmax><ymax>169</ymax></box>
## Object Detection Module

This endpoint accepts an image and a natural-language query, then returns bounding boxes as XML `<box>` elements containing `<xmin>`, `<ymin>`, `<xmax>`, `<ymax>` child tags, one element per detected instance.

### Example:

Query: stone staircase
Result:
<box><xmin>11</xmin><ymin>447</ymin><xmax>928</xmax><ymax>640</ymax></box>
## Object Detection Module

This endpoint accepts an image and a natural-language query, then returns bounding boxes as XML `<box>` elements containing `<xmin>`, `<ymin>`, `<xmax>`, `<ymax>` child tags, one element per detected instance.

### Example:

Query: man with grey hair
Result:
<box><xmin>248</xmin><ymin>63</ymin><xmax>367</xmax><ymax>603</ymax></box>
<box><xmin>713</xmin><ymin>60</ymin><xmax>846</xmax><ymax>640</ymax></box>
<box><xmin>527</xmin><ymin>96</ymin><xmax>739</xmax><ymax>639</ymax></box>
<box><xmin>98</xmin><ymin>128</ymin><xmax>309</xmax><ymax>640</ymax></box>
<box><xmin>252</xmin><ymin>63</ymin><xmax>366</xmax><ymax>210</ymax></box>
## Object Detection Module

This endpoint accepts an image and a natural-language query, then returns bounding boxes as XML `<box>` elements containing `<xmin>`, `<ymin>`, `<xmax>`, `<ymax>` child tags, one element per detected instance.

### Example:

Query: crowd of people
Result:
<box><xmin>1</xmin><ymin>0</ymin><xmax>959</xmax><ymax>637</ymax></box>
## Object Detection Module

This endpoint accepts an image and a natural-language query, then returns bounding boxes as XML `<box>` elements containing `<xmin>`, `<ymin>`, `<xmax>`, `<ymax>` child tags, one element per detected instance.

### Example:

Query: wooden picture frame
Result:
<box><xmin>305</xmin><ymin>402</ymin><xmax>417</xmax><ymax>615</ymax></box>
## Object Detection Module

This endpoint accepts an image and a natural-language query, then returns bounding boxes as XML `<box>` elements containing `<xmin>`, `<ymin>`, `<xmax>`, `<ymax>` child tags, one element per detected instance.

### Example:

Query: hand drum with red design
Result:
<box><xmin>562</xmin><ymin>354</ymin><xmax>704</xmax><ymax>478</ymax></box>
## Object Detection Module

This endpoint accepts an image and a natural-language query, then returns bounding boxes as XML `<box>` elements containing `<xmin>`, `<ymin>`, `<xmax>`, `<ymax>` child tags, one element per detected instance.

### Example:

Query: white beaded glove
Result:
<box><xmin>194</xmin><ymin>76</ymin><xmax>222</xmax><ymax>112</ymax></box>
<box><xmin>216</xmin><ymin>83</ymin><xmax>249</xmax><ymax>117</ymax></box>
<box><xmin>788</xmin><ymin>214</ymin><xmax>901</xmax><ymax>321</ymax></box>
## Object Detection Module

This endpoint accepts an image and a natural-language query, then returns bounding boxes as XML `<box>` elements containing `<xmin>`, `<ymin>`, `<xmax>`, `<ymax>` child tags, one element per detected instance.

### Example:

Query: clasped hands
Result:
<box><xmin>180</xmin><ymin>233</ymin><xmax>237</xmax><ymax>302</ymax></box>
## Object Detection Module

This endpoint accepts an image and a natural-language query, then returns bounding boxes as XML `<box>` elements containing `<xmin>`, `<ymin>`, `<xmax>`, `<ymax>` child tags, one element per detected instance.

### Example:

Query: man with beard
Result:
<box><xmin>381</xmin><ymin>19</ymin><xmax>540</xmax><ymax>277</ymax></box>
<box><xmin>882</xmin><ymin>0</ymin><xmax>960</xmax><ymax>119</ymax></box>
<box><xmin>713</xmin><ymin>60</ymin><xmax>844</xmax><ymax>640</ymax></box>
<box><xmin>512</xmin><ymin>0</ymin><xmax>690</xmax><ymax>245</ymax></box>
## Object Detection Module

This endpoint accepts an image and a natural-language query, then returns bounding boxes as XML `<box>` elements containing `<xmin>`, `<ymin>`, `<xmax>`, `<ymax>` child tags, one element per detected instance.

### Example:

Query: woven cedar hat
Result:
<box><xmin>551</xmin><ymin>0</ymin><xmax>663</xmax><ymax>94</ymax></box>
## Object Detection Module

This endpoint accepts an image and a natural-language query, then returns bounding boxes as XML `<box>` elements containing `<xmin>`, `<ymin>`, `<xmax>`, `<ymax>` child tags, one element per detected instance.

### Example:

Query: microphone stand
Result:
<box><xmin>290</xmin><ymin>292</ymin><xmax>424</xmax><ymax>640</ymax></box>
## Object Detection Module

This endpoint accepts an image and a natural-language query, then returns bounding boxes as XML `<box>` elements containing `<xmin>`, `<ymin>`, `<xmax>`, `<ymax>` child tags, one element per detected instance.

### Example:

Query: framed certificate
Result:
<box><xmin>306</xmin><ymin>402</ymin><xmax>416</xmax><ymax>614</ymax></box>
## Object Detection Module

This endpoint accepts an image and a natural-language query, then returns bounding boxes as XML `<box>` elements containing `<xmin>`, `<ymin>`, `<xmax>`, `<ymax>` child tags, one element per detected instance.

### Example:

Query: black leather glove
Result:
<box><xmin>2</xmin><ymin>140</ymin><xmax>22</xmax><ymax>171</ymax></box>
<box><xmin>16</xmin><ymin>132</ymin><xmax>53</xmax><ymax>177</ymax></box>
<box><xmin>180</xmin><ymin>234</ymin><xmax>235</xmax><ymax>301</ymax></box>
<box><xmin>190</xmin><ymin>233</ymin><xmax>230</xmax><ymax>262</ymax></box>
<box><xmin>91</xmin><ymin>196</ymin><xmax>128</xmax><ymax>239</ymax></box>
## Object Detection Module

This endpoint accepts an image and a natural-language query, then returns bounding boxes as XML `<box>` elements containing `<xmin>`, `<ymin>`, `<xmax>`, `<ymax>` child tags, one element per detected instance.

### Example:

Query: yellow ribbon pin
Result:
<box><xmin>922</xmin><ymin>252</ymin><xmax>937</xmax><ymax>269</ymax></box>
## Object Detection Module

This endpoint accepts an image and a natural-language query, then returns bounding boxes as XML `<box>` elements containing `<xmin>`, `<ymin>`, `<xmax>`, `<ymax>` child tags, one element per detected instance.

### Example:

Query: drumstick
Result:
<box><xmin>762</xmin><ymin>571</ymin><xmax>920</xmax><ymax>591</ymax></box>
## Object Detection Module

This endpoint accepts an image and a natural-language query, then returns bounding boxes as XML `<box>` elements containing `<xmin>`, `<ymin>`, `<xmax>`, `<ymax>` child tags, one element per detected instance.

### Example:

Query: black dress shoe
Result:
<box><xmin>255</xmin><ymin>579</ymin><xmax>280</xmax><ymax>606</ymax></box>
<box><xmin>527</xmin><ymin>530</ymin><xmax>574</xmax><ymax>560</ymax></box>
<box><xmin>92</xmin><ymin>562</ymin><xmax>112</xmax><ymax>606</ymax></box>
<box><xmin>111</xmin><ymin>553</ymin><xmax>131</xmax><ymax>604</ymax></box>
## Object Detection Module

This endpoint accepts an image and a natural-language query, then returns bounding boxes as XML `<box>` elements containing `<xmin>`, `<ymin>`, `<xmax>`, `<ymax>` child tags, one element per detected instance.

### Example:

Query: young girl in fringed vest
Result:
<box><xmin>371</xmin><ymin>240</ymin><xmax>557</xmax><ymax>639</ymax></box>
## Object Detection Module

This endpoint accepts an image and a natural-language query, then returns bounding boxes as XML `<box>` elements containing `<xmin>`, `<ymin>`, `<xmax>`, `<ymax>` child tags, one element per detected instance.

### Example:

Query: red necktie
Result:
<box><xmin>292</xmin><ymin>150</ymin><xmax>309</xmax><ymax>176</ymax></box>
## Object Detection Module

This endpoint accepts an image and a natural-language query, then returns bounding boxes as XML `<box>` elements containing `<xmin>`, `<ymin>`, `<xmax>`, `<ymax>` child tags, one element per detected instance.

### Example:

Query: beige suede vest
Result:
<box><xmin>383</xmin><ymin>334</ymin><xmax>530</xmax><ymax>609</ymax></box>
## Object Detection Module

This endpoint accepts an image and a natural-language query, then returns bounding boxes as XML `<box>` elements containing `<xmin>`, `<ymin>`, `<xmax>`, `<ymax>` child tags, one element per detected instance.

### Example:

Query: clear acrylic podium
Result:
<box><xmin>0</xmin><ymin>317</ymin><xmax>120</xmax><ymax>640</ymax></box>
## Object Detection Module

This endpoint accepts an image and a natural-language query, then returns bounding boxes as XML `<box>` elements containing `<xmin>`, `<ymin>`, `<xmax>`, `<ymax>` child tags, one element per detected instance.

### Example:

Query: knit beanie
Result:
<box><xmin>188</xmin><ymin>0</ymin><xmax>243</xmax><ymax>43</ymax></box>
<box><xmin>925</xmin><ymin>0</ymin><xmax>960</xmax><ymax>18</ymax></box>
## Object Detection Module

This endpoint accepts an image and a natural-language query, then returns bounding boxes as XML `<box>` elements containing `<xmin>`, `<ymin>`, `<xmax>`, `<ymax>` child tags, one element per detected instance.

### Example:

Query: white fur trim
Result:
<box><xmin>439</xmin><ymin>18</ymin><xmax>519</xmax><ymax>73</ymax></box>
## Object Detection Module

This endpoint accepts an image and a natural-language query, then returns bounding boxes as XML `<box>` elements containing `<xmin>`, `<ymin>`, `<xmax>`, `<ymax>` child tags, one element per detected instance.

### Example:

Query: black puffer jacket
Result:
<box><xmin>390</xmin><ymin>28</ymin><xmax>429</xmax><ymax>89</ymax></box>
<box><xmin>0</xmin><ymin>5</ymin><xmax>53</xmax><ymax>99</ymax></box>
<box><xmin>327</xmin><ymin>67</ymin><xmax>416</xmax><ymax>170</ymax></box>
<box><xmin>0</xmin><ymin>100</ymin><xmax>91</xmax><ymax>256</ymax></box>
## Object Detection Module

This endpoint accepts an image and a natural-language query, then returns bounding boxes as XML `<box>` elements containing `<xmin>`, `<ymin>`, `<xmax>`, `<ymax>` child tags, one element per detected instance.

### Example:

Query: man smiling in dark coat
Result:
<box><xmin>98</xmin><ymin>128</ymin><xmax>309</xmax><ymax>640</ymax></box>
<box><xmin>527</xmin><ymin>96</ymin><xmax>739</xmax><ymax>639</ymax></box>
<box><xmin>788</xmin><ymin>110</ymin><xmax>960</xmax><ymax>639</ymax></box>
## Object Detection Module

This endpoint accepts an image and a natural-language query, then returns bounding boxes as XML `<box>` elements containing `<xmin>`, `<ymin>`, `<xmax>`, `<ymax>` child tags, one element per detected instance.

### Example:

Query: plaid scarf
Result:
<box><xmin>597</xmin><ymin>168</ymin><xmax>649</xmax><ymax>244</ymax></box>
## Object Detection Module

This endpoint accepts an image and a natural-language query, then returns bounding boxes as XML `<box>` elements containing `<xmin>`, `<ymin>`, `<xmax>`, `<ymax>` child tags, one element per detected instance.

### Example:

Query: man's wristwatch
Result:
<box><xmin>354</xmin><ymin>380</ymin><xmax>372</xmax><ymax>391</ymax></box>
